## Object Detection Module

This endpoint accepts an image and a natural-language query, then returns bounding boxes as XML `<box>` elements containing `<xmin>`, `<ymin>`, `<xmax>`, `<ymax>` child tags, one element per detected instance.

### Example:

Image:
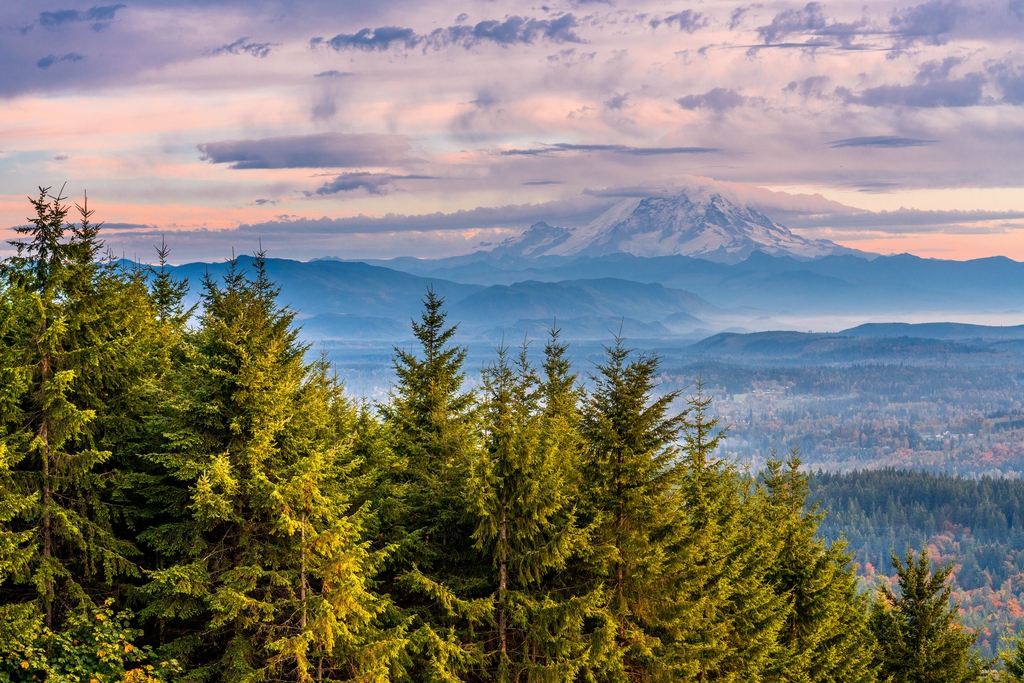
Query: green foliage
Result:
<box><xmin>666</xmin><ymin>383</ymin><xmax>787</xmax><ymax>682</ymax></box>
<box><xmin>870</xmin><ymin>547</ymin><xmax>989</xmax><ymax>683</ymax></box>
<box><xmin>0</xmin><ymin>187</ymin><xmax>158</xmax><ymax>632</ymax></box>
<box><xmin>999</xmin><ymin>631</ymin><xmax>1024</xmax><ymax>682</ymax></box>
<box><xmin>471</xmin><ymin>338</ymin><xmax>605</xmax><ymax>682</ymax></box>
<box><xmin>378</xmin><ymin>288</ymin><xmax>488</xmax><ymax>682</ymax></box>
<box><xmin>1</xmin><ymin>599</ymin><xmax>179</xmax><ymax>683</ymax></box>
<box><xmin>762</xmin><ymin>449</ymin><xmax>877</xmax><ymax>683</ymax></box>
<box><xmin>139</xmin><ymin>253</ymin><xmax>388</xmax><ymax>681</ymax></box>
<box><xmin>2</xmin><ymin>187</ymin><xmax>1007</xmax><ymax>683</ymax></box>
<box><xmin>578</xmin><ymin>337</ymin><xmax>692</xmax><ymax>680</ymax></box>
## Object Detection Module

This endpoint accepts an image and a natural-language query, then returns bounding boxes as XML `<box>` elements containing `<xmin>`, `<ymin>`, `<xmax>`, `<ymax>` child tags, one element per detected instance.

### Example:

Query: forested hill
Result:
<box><xmin>812</xmin><ymin>469</ymin><xmax>1024</xmax><ymax>657</ymax></box>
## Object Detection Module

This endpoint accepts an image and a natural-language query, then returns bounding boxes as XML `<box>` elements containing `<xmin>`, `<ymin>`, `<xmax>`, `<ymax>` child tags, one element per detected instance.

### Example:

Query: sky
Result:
<box><xmin>1</xmin><ymin>0</ymin><xmax>1023</xmax><ymax>263</ymax></box>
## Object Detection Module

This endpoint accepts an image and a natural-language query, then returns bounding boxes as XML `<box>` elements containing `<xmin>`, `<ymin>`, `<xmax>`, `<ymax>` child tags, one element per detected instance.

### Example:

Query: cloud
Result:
<box><xmin>228</xmin><ymin>199</ymin><xmax>613</xmax><ymax>235</ymax></box>
<box><xmin>314</xmin><ymin>26</ymin><xmax>419</xmax><ymax>51</ymax></box>
<box><xmin>752</xmin><ymin>0</ymin><xmax>963</xmax><ymax>52</ymax></box>
<box><xmin>889</xmin><ymin>0</ymin><xmax>965</xmax><ymax>49</ymax></box>
<box><xmin>313</xmin><ymin>14</ymin><xmax>583</xmax><ymax>53</ymax></box>
<box><xmin>211</xmin><ymin>37</ymin><xmax>275</xmax><ymax>58</ymax></box>
<box><xmin>39</xmin><ymin>4</ymin><xmax>125</xmax><ymax>30</ymax></box>
<box><xmin>604</xmin><ymin>92</ymin><xmax>629</xmax><ymax>109</ymax></box>
<box><xmin>784</xmin><ymin>208</ymin><xmax>1024</xmax><ymax>233</ymax></box>
<box><xmin>757</xmin><ymin>2</ymin><xmax>828</xmax><ymax>43</ymax></box>
<box><xmin>314</xmin><ymin>70</ymin><xmax>354</xmax><ymax>78</ymax></box>
<box><xmin>522</xmin><ymin>180</ymin><xmax>562</xmax><ymax>185</ymax></box>
<box><xmin>829</xmin><ymin>136</ymin><xmax>938</xmax><ymax>148</ymax></box>
<box><xmin>37</xmin><ymin>52</ymin><xmax>84</xmax><ymax>68</ymax></box>
<box><xmin>87</xmin><ymin>199</ymin><xmax>619</xmax><ymax>262</ymax></box>
<box><xmin>198</xmin><ymin>133</ymin><xmax>413</xmax><ymax>169</ymax></box>
<box><xmin>459</xmin><ymin>15</ymin><xmax>582</xmax><ymax>46</ymax></box>
<box><xmin>676</xmin><ymin>88</ymin><xmax>746</xmax><ymax>112</ymax></box>
<box><xmin>502</xmin><ymin>143</ymin><xmax>720</xmax><ymax>156</ymax></box>
<box><xmin>311</xmin><ymin>172</ymin><xmax>437</xmax><ymax>196</ymax></box>
<box><xmin>784</xmin><ymin>75</ymin><xmax>831</xmax><ymax>98</ymax></box>
<box><xmin>730</xmin><ymin>6</ymin><xmax>755</xmax><ymax>30</ymax></box>
<box><xmin>854</xmin><ymin>75</ymin><xmax>984</xmax><ymax>107</ymax></box>
<box><xmin>843</xmin><ymin>58</ymin><xmax>985</xmax><ymax>108</ymax></box>
<box><xmin>988</xmin><ymin>61</ymin><xmax>1024</xmax><ymax>104</ymax></box>
<box><xmin>1012</xmin><ymin>0</ymin><xmax>1024</xmax><ymax>20</ymax></box>
<box><xmin>650</xmin><ymin>10</ymin><xmax>707</xmax><ymax>33</ymax></box>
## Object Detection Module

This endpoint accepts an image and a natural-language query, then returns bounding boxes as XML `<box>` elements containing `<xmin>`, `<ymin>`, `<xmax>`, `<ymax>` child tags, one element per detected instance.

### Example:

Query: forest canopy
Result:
<box><xmin>0</xmin><ymin>188</ymin><xmax>1006</xmax><ymax>682</ymax></box>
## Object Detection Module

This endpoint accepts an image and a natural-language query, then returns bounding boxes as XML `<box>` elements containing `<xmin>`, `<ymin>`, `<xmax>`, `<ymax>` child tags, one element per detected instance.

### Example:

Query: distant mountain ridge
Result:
<box><xmin>488</xmin><ymin>189</ymin><xmax>862</xmax><ymax>263</ymax></box>
<box><xmin>161</xmin><ymin>252</ymin><xmax>1024</xmax><ymax>344</ymax></box>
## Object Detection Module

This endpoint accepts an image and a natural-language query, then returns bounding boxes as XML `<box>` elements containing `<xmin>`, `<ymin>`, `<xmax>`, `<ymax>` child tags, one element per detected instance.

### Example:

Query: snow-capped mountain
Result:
<box><xmin>490</xmin><ymin>189</ymin><xmax>856</xmax><ymax>263</ymax></box>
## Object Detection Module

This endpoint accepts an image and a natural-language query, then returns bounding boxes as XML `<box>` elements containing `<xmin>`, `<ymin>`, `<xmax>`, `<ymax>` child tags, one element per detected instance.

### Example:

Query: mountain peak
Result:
<box><xmin>490</xmin><ymin>189</ymin><xmax>863</xmax><ymax>263</ymax></box>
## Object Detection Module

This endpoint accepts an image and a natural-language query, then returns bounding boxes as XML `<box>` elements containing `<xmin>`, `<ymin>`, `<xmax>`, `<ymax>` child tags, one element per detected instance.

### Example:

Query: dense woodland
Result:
<box><xmin>0</xmin><ymin>188</ymin><xmax>1016</xmax><ymax>682</ymax></box>
<box><xmin>813</xmin><ymin>469</ymin><xmax>1024</xmax><ymax>658</ymax></box>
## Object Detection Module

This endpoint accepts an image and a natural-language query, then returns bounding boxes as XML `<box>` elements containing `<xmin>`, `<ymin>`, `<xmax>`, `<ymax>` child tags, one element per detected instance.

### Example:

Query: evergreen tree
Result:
<box><xmin>471</xmin><ymin>339</ymin><xmax>604</xmax><ymax>682</ymax></box>
<box><xmin>665</xmin><ymin>382</ymin><xmax>786</xmax><ymax>682</ymax></box>
<box><xmin>869</xmin><ymin>546</ymin><xmax>988</xmax><ymax>683</ymax></box>
<box><xmin>140</xmin><ymin>254</ymin><xmax>386</xmax><ymax>681</ymax></box>
<box><xmin>0</xmin><ymin>438</ymin><xmax>38</xmax><ymax>668</ymax></box>
<box><xmin>761</xmin><ymin>449</ymin><xmax>877</xmax><ymax>683</ymax></box>
<box><xmin>999</xmin><ymin>631</ymin><xmax>1024</xmax><ymax>682</ymax></box>
<box><xmin>378</xmin><ymin>288</ymin><xmax>488</xmax><ymax>682</ymax></box>
<box><xmin>579</xmin><ymin>336</ymin><xmax>693</xmax><ymax>681</ymax></box>
<box><xmin>0</xmin><ymin>187</ymin><xmax>156</xmax><ymax>630</ymax></box>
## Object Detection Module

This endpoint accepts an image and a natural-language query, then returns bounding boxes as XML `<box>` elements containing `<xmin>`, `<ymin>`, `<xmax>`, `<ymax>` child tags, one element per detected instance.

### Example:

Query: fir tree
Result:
<box><xmin>761</xmin><ymin>449</ymin><xmax>877</xmax><ymax>683</ymax></box>
<box><xmin>0</xmin><ymin>187</ymin><xmax>156</xmax><ymax>630</ymax></box>
<box><xmin>579</xmin><ymin>336</ymin><xmax>692</xmax><ymax>681</ymax></box>
<box><xmin>665</xmin><ymin>382</ymin><xmax>786</xmax><ymax>682</ymax></box>
<box><xmin>0</xmin><ymin>438</ymin><xmax>38</xmax><ymax>669</ymax></box>
<box><xmin>471</xmin><ymin>339</ymin><xmax>603</xmax><ymax>682</ymax></box>
<box><xmin>140</xmin><ymin>253</ymin><xmax>386</xmax><ymax>681</ymax></box>
<box><xmin>869</xmin><ymin>546</ymin><xmax>989</xmax><ymax>683</ymax></box>
<box><xmin>999</xmin><ymin>631</ymin><xmax>1024</xmax><ymax>682</ymax></box>
<box><xmin>378</xmin><ymin>288</ymin><xmax>489</xmax><ymax>682</ymax></box>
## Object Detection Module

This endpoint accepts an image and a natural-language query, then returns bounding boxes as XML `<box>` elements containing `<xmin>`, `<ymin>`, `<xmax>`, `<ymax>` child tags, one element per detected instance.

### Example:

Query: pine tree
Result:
<box><xmin>471</xmin><ymin>339</ymin><xmax>604</xmax><ymax>682</ymax></box>
<box><xmin>869</xmin><ymin>546</ymin><xmax>988</xmax><ymax>683</ymax></box>
<box><xmin>377</xmin><ymin>288</ymin><xmax>489</xmax><ymax>682</ymax></box>
<box><xmin>999</xmin><ymin>631</ymin><xmax>1024</xmax><ymax>682</ymax></box>
<box><xmin>139</xmin><ymin>253</ymin><xmax>387</xmax><ymax>681</ymax></box>
<box><xmin>664</xmin><ymin>382</ymin><xmax>786</xmax><ymax>682</ymax></box>
<box><xmin>578</xmin><ymin>336</ymin><xmax>693</xmax><ymax>681</ymax></box>
<box><xmin>0</xmin><ymin>187</ymin><xmax>156</xmax><ymax>630</ymax></box>
<box><xmin>761</xmin><ymin>449</ymin><xmax>877</xmax><ymax>683</ymax></box>
<box><xmin>0</xmin><ymin>436</ymin><xmax>38</xmax><ymax>666</ymax></box>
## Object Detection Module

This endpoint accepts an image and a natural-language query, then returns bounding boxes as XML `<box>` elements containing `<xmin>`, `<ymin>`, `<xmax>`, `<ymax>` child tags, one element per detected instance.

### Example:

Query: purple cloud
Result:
<box><xmin>39</xmin><ymin>4</ymin><xmax>125</xmax><ymax>30</ymax></box>
<box><xmin>211</xmin><ymin>37</ymin><xmax>274</xmax><ymax>58</ymax></box>
<box><xmin>311</xmin><ymin>172</ymin><xmax>438</xmax><ymax>196</ymax></box>
<box><xmin>988</xmin><ymin>61</ymin><xmax>1024</xmax><ymax>104</ymax></box>
<box><xmin>758</xmin><ymin>2</ymin><xmax>828</xmax><ymax>43</ymax></box>
<box><xmin>198</xmin><ymin>133</ymin><xmax>413</xmax><ymax>169</ymax></box>
<box><xmin>36</xmin><ymin>52</ymin><xmax>84</xmax><ymax>68</ymax></box>
<box><xmin>313</xmin><ymin>14</ymin><xmax>583</xmax><ymax>53</ymax></box>
<box><xmin>846</xmin><ymin>58</ymin><xmax>985</xmax><ymax>108</ymax></box>
<box><xmin>829</xmin><ymin>136</ymin><xmax>937</xmax><ymax>148</ymax></box>
<box><xmin>677</xmin><ymin>88</ymin><xmax>746</xmax><ymax>112</ymax></box>
<box><xmin>650</xmin><ymin>10</ymin><xmax>707</xmax><ymax>33</ymax></box>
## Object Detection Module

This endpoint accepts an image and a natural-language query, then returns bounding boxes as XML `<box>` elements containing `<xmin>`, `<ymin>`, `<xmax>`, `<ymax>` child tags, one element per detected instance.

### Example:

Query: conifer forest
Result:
<box><xmin>3</xmin><ymin>192</ymin><xmax>1022</xmax><ymax>683</ymax></box>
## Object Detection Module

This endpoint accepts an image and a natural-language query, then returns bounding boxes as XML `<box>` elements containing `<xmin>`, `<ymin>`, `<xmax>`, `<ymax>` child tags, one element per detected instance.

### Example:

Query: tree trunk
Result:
<box><xmin>301</xmin><ymin>515</ymin><xmax>307</xmax><ymax>630</ymax></box>
<box><xmin>499</xmin><ymin>498</ymin><xmax>508</xmax><ymax>656</ymax></box>
<box><xmin>40</xmin><ymin>345</ymin><xmax>53</xmax><ymax>628</ymax></box>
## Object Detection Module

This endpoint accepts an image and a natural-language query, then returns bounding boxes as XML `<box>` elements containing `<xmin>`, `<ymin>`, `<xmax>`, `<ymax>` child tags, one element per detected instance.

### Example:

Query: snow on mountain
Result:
<box><xmin>489</xmin><ymin>189</ymin><xmax>858</xmax><ymax>263</ymax></box>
